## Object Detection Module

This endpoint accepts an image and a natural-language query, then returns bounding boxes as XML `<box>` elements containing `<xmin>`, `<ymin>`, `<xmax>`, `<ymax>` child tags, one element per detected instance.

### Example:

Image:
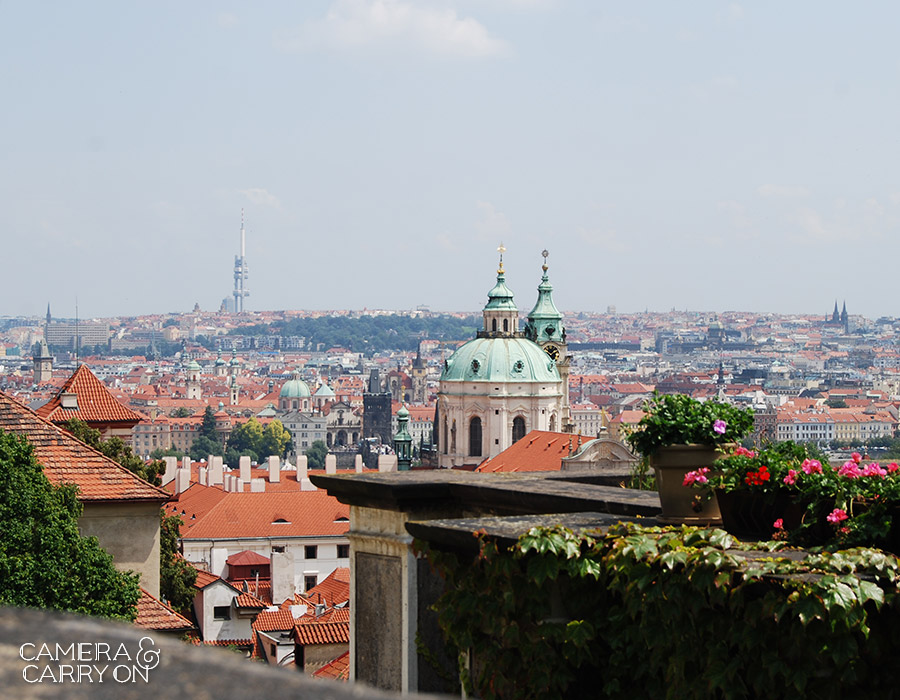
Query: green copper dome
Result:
<box><xmin>440</xmin><ymin>337</ymin><xmax>560</xmax><ymax>383</ymax></box>
<box><xmin>186</xmin><ymin>360</ymin><xmax>202</xmax><ymax>372</ymax></box>
<box><xmin>484</xmin><ymin>270</ymin><xmax>518</xmax><ymax>312</ymax></box>
<box><xmin>524</xmin><ymin>256</ymin><xmax>565</xmax><ymax>344</ymax></box>
<box><xmin>280</xmin><ymin>376</ymin><xmax>311</xmax><ymax>398</ymax></box>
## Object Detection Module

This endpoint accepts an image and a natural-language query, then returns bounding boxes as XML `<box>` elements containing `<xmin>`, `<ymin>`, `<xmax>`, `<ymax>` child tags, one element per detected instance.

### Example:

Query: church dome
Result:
<box><xmin>280</xmin><ymin>376</ymin><xmax>311</xmax><ymax>399</ymax></box>
<box><xmin>440</xmin><ymin>336</ymin><xmax>560</xmax><ymax>383</ymax></box>
<box><xmin>186</xmin><ymin>360</ymin><xmax>202</xmax><ymax>372</ymax></box>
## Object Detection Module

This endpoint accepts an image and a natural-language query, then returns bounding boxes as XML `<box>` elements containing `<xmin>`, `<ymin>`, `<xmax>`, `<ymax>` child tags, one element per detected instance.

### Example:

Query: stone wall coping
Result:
<box><xmin>309</xmin><ymin>470</ymin><xmax>661</xmax><ymax>518</ymax></box>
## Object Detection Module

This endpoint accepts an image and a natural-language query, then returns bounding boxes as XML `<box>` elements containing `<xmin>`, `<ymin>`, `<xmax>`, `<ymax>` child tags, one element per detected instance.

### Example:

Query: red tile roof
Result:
<box><xmin>234</xmin><ymin>593</ymin><xmax>268</xmax><ymax>609</ymax></box>
<box><xmin>313</xmin><ymin>651</ymin><xmax>349</xmax><ymax>681</ymax></box>
<box><xmin>193</xmin><ymin>569</ymin><xmax>227</xmax><ymax>590</ymax></box>
<box><xmin>293</xmin><ymin>620</ymin><xmax>349</xmax><ymax>646</ymax></box>
<box><xmin>0</xmin><ymin>391</ymin><xmax>170</xmax><ymax>503</ymax></box>
<box><xmin>253</xmin><ymin>608</ymin><xmax>298</xmax><ymax>632</ymax></box>
<box><xmin>36</xmin><ymin>365</ymin><xmax>144</xmax><ymax>426</ymax></box>
<box><xmin>305</xmin><ymin>568</ymin><xmax>350</xmax><ymax>607</ymax></box>
<box><xmin>134</xmin><ymin>588</ymin><xmax>194</xmax><ymax>632</ymax></box>
<box><xmin>476</xmin><ymin>430</ymin><xmax>584</xmax><ymax>473</ymax></box>
<box><xmin>227</xmin><ymin>550</ymin><xmax>271</xmax><ymax>567</ymax></box>
<box><xmin>178</xmin><ymin>490</ymin><xmax>350</xmax><ymax>540</ymax></box>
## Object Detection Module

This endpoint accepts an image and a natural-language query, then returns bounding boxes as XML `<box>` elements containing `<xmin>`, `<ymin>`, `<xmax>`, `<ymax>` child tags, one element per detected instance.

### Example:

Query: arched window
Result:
<box><xmin>492</xmin><ymin>319</ymin><xmax>497</xmax><ymax>332</ymax></box>
<box><xmin>549</xmin><ymin>414</ymin><xmax>557</xmax><ymax>432</ymax></box>
<box><xmin>512</xmin><ymin>416</ymin><xmax>526</xmax><ymax>443</ymax></box>
<box><xmin>469</xmin><ymin>417</ymin><xmax>482</xmax><ymax>457</ymax></box>
<box><xmin>503</xmin><ymin>318</ymin><xmax>509</xmax><ymax>333</ymax></box>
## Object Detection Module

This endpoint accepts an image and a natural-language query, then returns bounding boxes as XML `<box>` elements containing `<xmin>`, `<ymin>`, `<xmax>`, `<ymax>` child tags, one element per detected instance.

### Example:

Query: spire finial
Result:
<box><xmin>541</xmin><ymin>248</ymin><xmax>549</xmax><ymax>273</ymax></box>
<box><xmin>497</xmin><ymin>242</ymin><xmax>506</xmax><ymax>274</ymax></box>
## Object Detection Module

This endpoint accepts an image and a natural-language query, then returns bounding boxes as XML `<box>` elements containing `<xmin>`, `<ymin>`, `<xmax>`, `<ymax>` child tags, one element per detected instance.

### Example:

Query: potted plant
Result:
<box><xmin>685</xmin><ymin>445</ymin><xmax>900</xmax><ymax>550</ymax></box>
<box><xmin>626</xmin><ymin>392</ymin><xmax>755</xmax><ymax>524</ymax></box>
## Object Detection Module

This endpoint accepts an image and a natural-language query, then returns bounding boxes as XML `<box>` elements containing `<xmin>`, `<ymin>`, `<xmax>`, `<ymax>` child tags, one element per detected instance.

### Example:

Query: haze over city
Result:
<box><xmin>4</xmin><ymin>1</ymin><xmax>899</xmax><ymax>319</ymax></box>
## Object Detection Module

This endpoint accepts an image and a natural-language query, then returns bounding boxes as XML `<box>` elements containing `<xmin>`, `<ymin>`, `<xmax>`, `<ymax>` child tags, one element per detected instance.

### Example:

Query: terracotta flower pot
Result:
<box><xmin>650</xmin><ymin>444</ymin><xmax>729</xmax><ymax>525</ymax></box>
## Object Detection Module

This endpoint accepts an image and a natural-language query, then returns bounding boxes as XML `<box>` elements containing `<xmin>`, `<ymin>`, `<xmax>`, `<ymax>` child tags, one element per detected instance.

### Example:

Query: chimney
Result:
<box><xmin>162</xmin><ymin>456</ymin><xmax>178</xmax><ymax>485</ymax></box>
<box><xmin>239</xmin><ymin>455</ymin><xmax>251</xmax><ymax>482</ymax></box>
<box><xmin>354</xmin><ymin>454</ymin><xmax>364</xmax><ymax>473</ymax></box>
<box><xmin>296</xmin><ymin>455</ymin><xmax>308</xmax><ymax>480</ymax></box>
<box><xmin>209</xmin><ymin>456</ymin><xmax>224</xmax><ymax>486</ymax></box>
<box><xmin>199</xmin><ymin>467</ymin><xmax>208</xmax><ymax>486</ymax></box>
<box><xmin>250</xmin><ymin>478</ymin><xmax>265</xmax><ymax>492</ymax></box>
<box><xmin>268</xmin><ymin>455</ymin><xmax>280</xmax><ymax>483</ymax></box>
<box><xmin>175</xmin><ymin>468</ymin><xmax>191</xmax><ymax>495</ymax></box>
<box><xmin>182</xmin><ymin>456</ymin><xmax>191</xmax><ymax>471</ymax></box>
<box><xmin>270</xmin><ymin>548</ymin><xmax>295</xmax><ymax>606</ymax></box>
<box><xmin>325</xmin><ymin>454</ymin><xmax>337</xmax><ymax>474</ymax></box>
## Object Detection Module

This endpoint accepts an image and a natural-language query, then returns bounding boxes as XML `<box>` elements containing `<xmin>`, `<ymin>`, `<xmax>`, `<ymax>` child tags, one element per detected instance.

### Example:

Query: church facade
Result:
<box><xmin>436</xmin><ymin>251</ymin><xmax>570</xmax><ymax>469</ymax></box>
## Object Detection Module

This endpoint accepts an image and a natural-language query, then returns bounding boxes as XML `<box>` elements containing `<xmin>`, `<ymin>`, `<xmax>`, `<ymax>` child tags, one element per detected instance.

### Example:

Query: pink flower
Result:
<box><xmin>801</xmin><ymin>459</ymin><xmax>822</xmax><ymax>475</ymax></box>
<box><xmin>733</xmin><ymin>446</ymin><xmax>757</xmax><ymax>458</ymax></box>
<box><xmin>862</xmin><ymin>462</ymin><xmax>887</xmax><ymax>479</ymax></box>
<box><xmin>713</xmin><ymin>420</ymin><xmax>727</xmax><ymax>435</ymax></box>
<box><xmin>888</xmin><ymin>463</ymin><xmax>900</xmax><ymax>473</ymax></box>
<box><xmin>827</xmin><ymin>508</ymin><xmax>849</xmax><ymax>524</ymax></box>
<box><xmin>773</xmin><ymin>519</ymin><xmax>784</xmax><ymax>529</ymax></box>
<box><xmin>683</xmin><ymin>467</ymin><xmax>710</xmax><ymax>486</ymax></box>
<box><xmin>783</xmin><ymin>469</ymin><xmax>798</xmax><ymax>486</ymax></box>
<box><xmin>838</xmin><ymin>461</ymin><xmax>862</xmax><ymax>479</ymax></box>
<box><xmin>852</xmin><ymin>452</ymin><xmax>862</xmax><ymax>464</ymax></box>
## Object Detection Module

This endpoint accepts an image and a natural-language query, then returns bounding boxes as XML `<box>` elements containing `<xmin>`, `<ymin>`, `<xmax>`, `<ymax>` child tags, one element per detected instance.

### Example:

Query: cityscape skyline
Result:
<box><xmin>4</xmin><ymin>2</ymin><xmax>900</xmax><ymax>319</ymax></box>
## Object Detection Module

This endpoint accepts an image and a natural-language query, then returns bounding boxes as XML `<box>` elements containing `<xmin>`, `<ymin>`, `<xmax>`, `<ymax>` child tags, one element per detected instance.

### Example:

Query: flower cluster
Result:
<box><xmin>744</xmin><ymin>465</ymin><xmax>770</xmax><ymax>486</ymax></box>
<box><xmin>682</xmin><ymin>467</ymin><xmax>710</xmax><ymax>486</ymax></box>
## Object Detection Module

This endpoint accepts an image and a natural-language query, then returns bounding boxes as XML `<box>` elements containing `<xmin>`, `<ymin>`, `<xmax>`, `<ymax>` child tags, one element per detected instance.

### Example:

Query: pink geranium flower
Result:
<box><xmin>837</xmin><ymin>461</ymin><xmax>862</xmax><ymax>479</ymax></box>
<box><xmin>773</xmin><ymin>519</ymin><xmax>784</xmax><ymax>529</ymax></box>
<box><xmin>826</xmin><ymin>508</ymin><xmax>849</xmax><ymax>524</ymax></box>
<box><xmin>888</xmin><ymin>463</ymin><xmax>900</xmax><ymax>473</ymax></box>
<box><xmin>713</xmin><ymin>420</ymin><xmax>727</xmax><ymax>435</ymax></box>
<box><xmin>862</xmin><ymin>462</ymin><xmax>887</xmax><ymax>478</ymax></box>
<box><xmin>801</xmin><ymin>459</ymin><xmax>822</xmax><ymax>475</ymax></box>
<box><xmin>783</xmin><ymin>469</ymin><xmax>798</xmax><ymax>486</ymax></box>
<box><xmin>733</xmin><ymin>446</ymin><xmax>757</xmax><ymax>458</ymax></box>
<box><xmin>683</xmin><ymin>467</ymin><xmax>709</xmax><ymax>486</ymax></box>
<box><xmin>851</xmin><ymin>452</ymin><xmax>862</xmax><ymax>464</ymax></box>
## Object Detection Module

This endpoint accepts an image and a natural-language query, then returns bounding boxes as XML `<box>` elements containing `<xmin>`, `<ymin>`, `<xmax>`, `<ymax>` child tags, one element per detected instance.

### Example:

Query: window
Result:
<box><xmin>305</xmin><ymin>545</ymin><xmax>318</xmax><ymax>559</ymax></box>
<box><xmin>304</xmin><ymin>575</ymin><xmax>317</xmax><ymax>591</ymax></box>
<box><xmin>214</xmin><ymin>606</ymin><xmax>231</xmax><ymax>620</ymax></box>
<box><xmin>512</xmin><ymin>417</ymin><xmax>526</xmax><ymax>443</ymax></box>
<box><xmin>337</xmin><ymin>544</ymin><xmax>350</xmax><ymax>558</ymax></box>
<box><xmin>469</xmin><ymin>417</ymin><xmax>482</xmax><ymax>457</ymax></box>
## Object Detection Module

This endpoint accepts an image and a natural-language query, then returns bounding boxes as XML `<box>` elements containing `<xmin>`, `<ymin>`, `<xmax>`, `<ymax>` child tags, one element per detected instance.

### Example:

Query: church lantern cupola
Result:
<box><xmin>482</xmin><ymin>244</ymin><xmax>519</xmax><ymax>337</ymax></box>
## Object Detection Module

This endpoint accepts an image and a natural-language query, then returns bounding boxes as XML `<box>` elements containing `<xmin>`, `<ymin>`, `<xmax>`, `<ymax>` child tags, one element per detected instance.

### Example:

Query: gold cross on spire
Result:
<box><xmin>497</xmin><ymin>242</ymin><xmax>506</xmax><ymax>274</ymax></box>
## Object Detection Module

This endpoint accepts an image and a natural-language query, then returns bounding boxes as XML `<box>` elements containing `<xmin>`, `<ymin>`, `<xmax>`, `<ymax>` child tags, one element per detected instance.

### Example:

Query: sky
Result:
<box><xmin>3</xmin><ymin>1</ymin><xmax>900</xmax><ymax>320</ymax></box>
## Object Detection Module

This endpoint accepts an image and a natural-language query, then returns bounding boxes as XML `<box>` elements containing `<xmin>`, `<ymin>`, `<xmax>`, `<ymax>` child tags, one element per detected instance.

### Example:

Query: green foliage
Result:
<box><xmin>626</xmin><ymin>392</ymin><xmax>755</xmax><ymax>457</ymax></box>
<box><xmin>305</xmin><ymin>440</ymin><xmax>328</xmax><ymax>469</ymax></box>
<box><xmin>259</xmin><ymin>420</ymin><xmax>292</xmax><ymax>459</ymax></box>
<box><xmin>232</xmin><ymin>313</ymin><xmax>479</xmax><ymax>354</ymax></box>
<box><xmin>171</xmin><ymin>407</ymin><xmax>192</xmax><ymax>418</ymax></box>
<box><xmin>62</xmin><ymin>418</ymin><xmax>164</xmax><ymax>485</ymax></box>
<box><xmin>190</xmin><ymin>435</ymin><xmax>223</xmax><ymax>462</ymax></box>
<box><xmin>0</xmin><ymin>429</ymin><xmax>141</xmax><ymax>620</ymax></box>
<box><xmin>424</xmin><ymin>523</ymin><xmax>900</xmax><ymax>699</ymax></box>
<box><xmin>199</xmin><ymin>406</ymin><xmax>218</xmax><ymax>441</ymax></box>
<box><xmin>150</xmin><ymin>446</ymin><xmax>181</xmax><ymax>460</ymax></box>
<box><xmin>223</xmin><ymin>417</ymin><xmax>290</xmax><ymax>467</ymax></box>
<box><xmin>159</xmin><ymin>512</ymin><xmax>197</xmax><ymax>612</ymax></box>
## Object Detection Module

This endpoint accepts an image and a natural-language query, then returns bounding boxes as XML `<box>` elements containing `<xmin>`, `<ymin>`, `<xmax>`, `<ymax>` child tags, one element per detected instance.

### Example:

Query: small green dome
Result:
<box><xmin>280</xmin><ymin>376</ymin><xmax>311</xmax><ymax>398</ymax></box>
<box><xmin>440</xmin><ymin>337</ymin><xmax>560</xmax><ymax>383</ymax></box>
<box><xmin>186</xmin><ymin>360</ymin><xmax>202</xmax><ymax>372</ymax></box>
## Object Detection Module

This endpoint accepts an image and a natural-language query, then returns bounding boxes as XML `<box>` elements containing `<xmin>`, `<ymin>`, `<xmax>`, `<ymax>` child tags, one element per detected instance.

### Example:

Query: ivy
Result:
<box><xmin>423</xmin><ymin>523</ymin><xmax>900</xmax><ymax>699</ymax></box>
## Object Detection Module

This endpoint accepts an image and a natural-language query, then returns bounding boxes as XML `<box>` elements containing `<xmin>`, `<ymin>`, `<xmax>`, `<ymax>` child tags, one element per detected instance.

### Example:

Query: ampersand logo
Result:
<box><xmin>134</xmin><ymin>637</ymin><xmax>160</xmax><ymax>671</ymax></box>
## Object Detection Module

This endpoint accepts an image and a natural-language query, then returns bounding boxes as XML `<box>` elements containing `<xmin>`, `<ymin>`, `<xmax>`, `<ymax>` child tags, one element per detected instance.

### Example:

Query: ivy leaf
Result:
<box><xmin>527</xmin><ymin>554</ymin><xmax>560</xmax><ymax>585</ymax></box>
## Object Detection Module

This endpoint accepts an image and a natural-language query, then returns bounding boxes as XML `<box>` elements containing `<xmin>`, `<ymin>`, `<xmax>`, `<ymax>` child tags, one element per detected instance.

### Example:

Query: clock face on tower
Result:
<box><xmin>545</xmin><ymin>344</ymin><xmax>560</xmax><ymax>361</ymax></box>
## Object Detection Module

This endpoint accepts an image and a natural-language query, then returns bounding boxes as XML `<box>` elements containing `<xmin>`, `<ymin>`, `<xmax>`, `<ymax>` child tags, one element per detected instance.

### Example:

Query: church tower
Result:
<box><xmin>186</xmin><ymin>360</ymin><xmax>202</xmax><ymax>400</ymax></box>
<box><xmin>32</xmin><ymin>340</ymin><xmax>53</xmax><ymax>384</ymax></box>
<box><xmin>523</xmin><ymin>250</ymin><xmax>573</xmax><ymax>432</ymax></box>
<box><xmin>410</xmin><ymin>342</ymin><xmax>427</xmax><ymax>404</ymax></box>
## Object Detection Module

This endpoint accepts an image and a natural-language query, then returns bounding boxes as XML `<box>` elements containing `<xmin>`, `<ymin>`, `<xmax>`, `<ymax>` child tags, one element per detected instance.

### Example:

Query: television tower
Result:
<box><xmin>232</xmin><ymin>210</ymin><xmax>249</xmax><ymax>313</ymax></box>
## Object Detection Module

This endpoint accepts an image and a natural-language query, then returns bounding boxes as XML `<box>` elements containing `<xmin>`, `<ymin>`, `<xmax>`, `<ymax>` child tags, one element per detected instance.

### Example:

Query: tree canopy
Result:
<box><xmin>225</xmin><ymin>417</ymin><xmax>292</xmax><ymax>468</ymax></box>
<box><xmin>159</xmin><ymin>512</ymin><xmax>197</xmax><ymax>612</ymax></box>
<box><xmin>0</xmin><ymin>429</ymin><xmax>140</xmax><ymax>619</ymax></box>
<box><xmin>305</xmin><ymin>440</ymin><xmax>328</xmax><ymax>469</ymax></box>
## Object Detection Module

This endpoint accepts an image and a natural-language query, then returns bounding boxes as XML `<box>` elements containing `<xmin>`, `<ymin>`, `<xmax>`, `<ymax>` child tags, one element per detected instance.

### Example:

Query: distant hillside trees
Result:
<box><xmin>230</xmin><ymin>314</ymin><xmax>478</xmax><ymax>353</ymax></box>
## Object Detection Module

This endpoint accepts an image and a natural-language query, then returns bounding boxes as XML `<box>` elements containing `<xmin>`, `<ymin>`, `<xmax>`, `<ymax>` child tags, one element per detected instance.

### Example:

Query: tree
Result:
<box><xmin>305</xmin><ymin>440</ymin><xmax>328</xmax><ymax>469</ymax></box>
<box><xmin>159</xmin><ymin>512</ymin><xmax>197</xmax><ymax>612</ymax></box>
<box><xmin>171</xmin><ymin>407</ymin><xmax>192</xmax><ymax>418</ymax></box>
<box><xmin>189</xmin><ymin>406</ymin><xmax>224</xmax><ymax>462</ymax></box>
<box><xmin>199</xmin><ymin>406</ymin><xmax>218</xmax><ymax>440</ymax></box>
<box><xmin>0</xmin><ymin>429</ymin><xmax>140</xmax><ymax>619</ymax></box>
<box><xmin>259</xmin><ymin>420</ymin><xmax>292</xmax><ymax>459</ymax></box>
<box><xmin>225</xmin><ymin>417</ymin><xmax>265</xmax><ymax>466</ymax></box>
<box><xmin>62</xmin><ymin>419</ymin><xmax>164</xmax><ymax>486</ymax></box>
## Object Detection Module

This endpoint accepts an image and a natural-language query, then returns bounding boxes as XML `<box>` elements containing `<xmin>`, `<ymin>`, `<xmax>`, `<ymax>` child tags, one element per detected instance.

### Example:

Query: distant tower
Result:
<box><xmin>32</xmin><ymin>340</ymin><xmax>53</xmax><ymax>384</ymax></box>
<box><xmin>841</xmin><ymin>301</ymin><xmax>849</xmax><ymax>333</ymax></box>
<box><xmin>232</xmin><ymin>211</ymin><xmax>250</xmax><ymax>313</ymax></box>
<box><xmin>393</xmin><ymin>405</ymin><xmax>413</xmax><ymax>471</ymax></box>
<box><xmin>831</xmin><ymin>300</ymin><xmax>840</xmax><ymax>324</ymax></box>
<box><xmin>229</xmin><ymin>375</ymin><xmax>240</xmax><ymax>406</ymax></box>
<box><xmin>186</xmin><ymin>360</ymin><xmax>202</xmax><ymax>400</ymax></box>
<box><xmin>411</xmin><ymin>342</ymin><xmax>427</xmax><ymax>404</ymax></box>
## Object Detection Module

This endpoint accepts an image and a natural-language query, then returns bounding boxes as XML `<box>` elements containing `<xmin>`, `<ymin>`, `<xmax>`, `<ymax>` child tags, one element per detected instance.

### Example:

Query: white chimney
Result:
<box><xmin>354</xmin><ymin>454</ymin><xmax>364</xmax><ymax>473</ymax></box>
<box><xmin>268</xmin><ymin>455</ymin><xmax>280</xmax><ymax>483</ymax></box>
<box><xmin>296</xmin><ymin>455</ymin><xmax>308</xmax><ymax>480</ymax></box>
<box><xmin>182</xmin><ymin>456</ymin><xmax>191</xmax><ymax>471</ymax></box>
<box><xmin>239</xmin><ymin>455</ymin><xmax>251</xmax><ymax>482</ymax></box>
<box><xmin>162</xmin><ymin>456</ymin><xmax>178</xmax><ymax>485</ymax></box>
<box><xmin>175</xmin><ymin>468</ymin><xmax>191</xmax><ymax>495</ymax></box>
<box><xmin>250</xmin><ymin>478</ymin><xmax>265</xmax><ymax>492</ymax></box>
<box><xmin>270</xmin><ymin>548</ymin><xmax>295</xmax><ymax>606</ymax></box>
<box><xmin>300</xmin><ymin>477</ymin><xmax>317</xmax><ymax>492</ymax></box>
<box><xmin>210</xmin><ymin>547</ymin><xmax>228</xmax><ymax>578</ymax></box>
<box><xmin>325</xmin><ymin>454</ymin><xmax>337</xmax><ymax>474</ymax></box>
<box><xmin>235</xmin><ymin>478</ymin><xmax>245</xmax><ymax>493</ymax></box>
<box><xmin>199</xmin><ymin>467</ymin><xmax>208</xmax><ymax>486</ymax></box>
<box><xmin>209</xmin><ymin>456</ymin><xmax>224</xmax><ymax>486</ymax></box>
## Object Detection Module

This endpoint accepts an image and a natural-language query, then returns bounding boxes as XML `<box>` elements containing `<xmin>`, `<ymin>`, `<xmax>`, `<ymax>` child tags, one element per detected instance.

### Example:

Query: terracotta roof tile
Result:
<box><xmin>313</xmin><ymin>651</ymin><xmax>349</xmax><ymax>681</ymax></box>
<box><xmin>134</xmin><ymin>588</ymin><xmax>194</xmax><ymax>632</ymax></box>
<box><xmin>305</xmin><ymin>568</ymin><xmax>350</xmax><ymax>606</ymax></box>
<box><xmin>253</xmin><ymin>608</ymin><xmax>297</xmax><ymax>632</ymax></box>
<box><xmin>293</xmin><ymin>619</ymin><xmax>350</xmax><ymax>646</ymax></box>
<box><xmin>234</xmin><ymin>593</ymin><xmax>267</xmax><ymax>609</ymax></box>
<box><xmin>0</xmin><ymin>391</ymin><xmax>170</xmax><ymax>503</ymax></box>
<box><xmin>476</xmin><ymin>430</ymin><xmax>575</xmax><ymax>473</ymax></box>
<box><xmin>36</xmin><ymin>365</ymin><xmax>144</xmax><ymax>426</ymax></box>
<box><xmin>226</xmin><ymin>550</ymin><xmax>270</xmax><ymax>567</ymax></box>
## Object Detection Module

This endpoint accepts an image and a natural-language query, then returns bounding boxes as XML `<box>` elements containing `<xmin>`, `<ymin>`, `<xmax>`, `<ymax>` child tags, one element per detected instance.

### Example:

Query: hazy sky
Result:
<box><xmin>3</xmin><ymin>2</ymin><xmax>899</xmax><ymax>319</ymax></box>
